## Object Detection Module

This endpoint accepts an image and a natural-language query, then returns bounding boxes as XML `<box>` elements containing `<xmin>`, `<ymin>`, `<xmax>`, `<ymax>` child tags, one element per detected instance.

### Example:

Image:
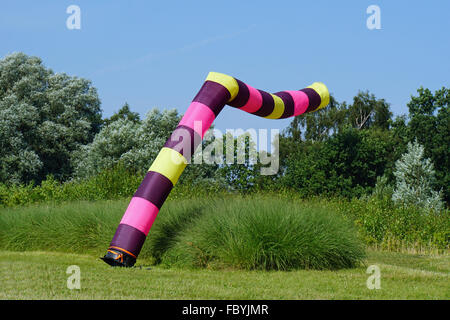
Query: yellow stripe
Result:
<box><xmin>307</xmin><ymin>82</ymin><xmax>330</xmax><ymax>111</ymax></box>
<box><xmin>148</xmin><ymin>147</ymin><xmax>187</xmax><ymax>185</ymax></box>
<box><xmin>265</xmin><ymin>94</ymin><xmax>285</xmax><ymax>119</ymax></box>
<box><xmin>206</xmin><ymin>72</ymin><xmax>239</xmax><ymax>102</ymax></box>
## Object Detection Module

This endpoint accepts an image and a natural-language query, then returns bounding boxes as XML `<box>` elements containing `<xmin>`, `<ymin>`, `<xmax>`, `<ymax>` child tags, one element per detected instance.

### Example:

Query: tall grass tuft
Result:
<box><xmin>139</xmin><ymin>198</ymin><xmax>210</xmax><ymax>261</ymax></box>
<box><xmin>161</xmin><ymin>197</ymin><xmax>366</xmax><ymax>270</ymax></box>
<box><xmin>0</xmin><ymin>200</ymin><xmax>126</xmax><ymax>255</ymax></box>
<box><xmin>0</xmin><ymin>197</ymin><xmax>365</xmax><ymax>270</ymax></box>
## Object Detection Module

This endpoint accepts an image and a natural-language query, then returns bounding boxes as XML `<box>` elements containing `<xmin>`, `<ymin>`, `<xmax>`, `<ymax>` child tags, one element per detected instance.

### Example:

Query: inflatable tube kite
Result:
<box><xmin>102</xmin><ymin>72</ymin><xmax>329</xmax><ymax>267</ymax></box>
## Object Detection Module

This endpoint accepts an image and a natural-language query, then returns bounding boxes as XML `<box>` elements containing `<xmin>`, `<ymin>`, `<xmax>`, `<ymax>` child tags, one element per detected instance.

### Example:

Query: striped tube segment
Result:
<box><xmin>105</xmin><ymin>72</ymin><xmax>329</xmax><ymax>266</ymax></box>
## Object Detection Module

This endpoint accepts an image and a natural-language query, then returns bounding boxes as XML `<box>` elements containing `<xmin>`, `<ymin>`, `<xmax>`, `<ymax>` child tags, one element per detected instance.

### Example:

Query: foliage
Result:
<box><xmin>216</xmin><ymin>132</ymin><xmax>259</xmax><ymax>192</ymax></box>
<box><xmin>160</xmin><ymin>198</ymin><xmax>365</xmax><ymax>270</ymax></box>
<box><xmin>2</xmin><ymin>52</ymin><xmax>447</xmax><ymax>207</ymax></box>
<box><xmin>334</xmin><ymin>196</ymin><xmax>449</xmax><ymax>252</ymax></box>
<box><xmin>278</xmin><ymin>87</ymin><xmax>449</xmax><ymax>206</ymax></box>
<box><xmin>0</xmin><ymin>193</ymin><xmax>447</xmax><ymax>255</ymax></box>
<box><xmin>280</xmin><ymin>128</ymin><xmax>399</xmax><ymax>198</ymax></box>
<box><xmin>72</xmin><ymin>108</ymin><xmax>180</xmax><ymax>178</ymax></box>
<box><xmin>0</xmin><ymin>53</ymin><xmax>102</xmax><ymax>184</ymax></box>
<box><xmin>285</xmin><ymin>91</ymin><xmax>392</xmax><ymax>142</ymax></box>
<box><xmin>0</xmin><ymin>162</ymin><xmax>229</xmax><ymax>208</ymax></box>
<box><xmin>0</xmin><ymin>163</ymin><xmax>143</xmax><ymax>207</ymax></box>
<box><xmin>0</xmin><ymin>197</ymin><xmax>366</xmax><ymax>271</ymax></box>
<box><xmin>102</xmin><ymin>102</ymin><xmax>140</xmax><ymax>126</ymax></box>
<box><xmin>406</xmin><ymin>87</ymin><xmax>450</xmax><ymax>202</ymax></box>
<box><xmin>392</xmin><ymin>140</ymin><xmax>444</xmax><ymax>211</ymax></box>
<box><xmin>286</xmin><ymin>96</ymin><xmax>346</xmax><ymax>141</ymax></box>
<box><xmin>0</xmin><ymin>52</ymin><xmax>448</xmax><ymax>261</ymax></box>
<box><xmin>348</xmin><ymin>91</ymin><xmax>391</xmax><ymax>130</ymax></box>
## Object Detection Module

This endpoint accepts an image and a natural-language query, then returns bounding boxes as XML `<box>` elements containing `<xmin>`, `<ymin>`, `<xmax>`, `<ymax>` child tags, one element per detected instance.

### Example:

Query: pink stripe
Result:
<box><xmin>239</xmin><ymin>84</ymin><xmax>262</xmax><ymax>113</ymax></box>
<box><xmin>178</xmin><ymin>101</ymin><xmax>215</xmax><ymax>138</ymax></box>
<box><xmin>286</xmin><ymin>91</ymin><xmax>309</xmax><ymax>116</ymax></box>
<box><xmin>120</xmin><ymin>197</ymin><xmax>159</xmax><ymax>236</ymax></box>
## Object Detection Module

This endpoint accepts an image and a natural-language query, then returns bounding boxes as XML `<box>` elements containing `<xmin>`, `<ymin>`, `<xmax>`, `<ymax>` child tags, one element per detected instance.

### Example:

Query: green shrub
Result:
<box><xmin>0</xmin><ymin>164</ymin><xmax>144</xmax><ymax>207</ymax></box>
<box><xmin>0</xmin><ymin>162</ymin><xmax>230</xmax><ymax>208</ymax></box>
<box><xmin>392</xmin><ymin>140</ymin><xmax>444</xmax><ymax>211</ymax></box>
<box><xmin>0</xmin><ymin>197</ymin><xmax>365</xmax><ymax>270</ymax></box>
<box><xmin>338</xmin><ymin>196</ymin><xmax>449</xmax><ymax>251</ymax></box>
<box><xmin>0</xmin><ymin>189</ymin><xmax>447</xmax><ymax>257</ymax></box>
<box><xmin>0</xmin><ymin>200</ymin><xmax>125</xmax><ymax>254</ymax></box>
<box><xmin>160</xmin><ymin>198</ymin><xmax>366</xmax><ymax>270</ymax></box>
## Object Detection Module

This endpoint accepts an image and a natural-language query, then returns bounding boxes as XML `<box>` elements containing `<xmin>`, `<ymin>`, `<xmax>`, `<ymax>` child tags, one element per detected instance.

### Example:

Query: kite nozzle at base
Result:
<box><xmin>101</xmin><ymin>248</ymin><xmax>136</xmax><ymax>267</ymax></box>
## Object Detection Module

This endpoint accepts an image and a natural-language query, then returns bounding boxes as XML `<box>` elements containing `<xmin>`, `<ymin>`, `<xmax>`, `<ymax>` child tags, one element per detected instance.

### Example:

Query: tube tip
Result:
<box><xmin>308</xmin><ymin>82</ymin><xmax>330</xmax><ymax>110</ymax></box>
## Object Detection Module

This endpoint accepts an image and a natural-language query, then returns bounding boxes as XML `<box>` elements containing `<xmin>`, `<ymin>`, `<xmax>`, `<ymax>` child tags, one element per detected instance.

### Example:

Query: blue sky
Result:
<box><xmin>1</xmin><ymin>0</ymin><xmax>449</xmax><ymax>133</ymax></box>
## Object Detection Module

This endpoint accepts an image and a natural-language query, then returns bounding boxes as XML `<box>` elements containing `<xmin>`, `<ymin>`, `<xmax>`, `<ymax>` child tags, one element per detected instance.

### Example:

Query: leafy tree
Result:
<box><xmin>280</xmin><ymin>140</ymin><xmax>331</xmax><ymax>196</ymax></box>
<box><xmin>406</xmin><ymin>87</ymin><xmax>449</xmax><ymax>203</ymax></box>
<box><xmin>347</xmin><ymin>91</ymin><xmax>391</xmax><ymax>130</ymax></box>
<box><xmin>215</xmin><ymin>132</ymin><xmax>258</xmax><ymax>192</ymax></box>
<box><xmin>73</xmin><ymin>108</ymin><xmax>180</xmax><ymax>178</ymax></box>
<box><xmin>322</xmin><ymin>128</ymin><xmax>394</xmax><ymax>196</ymax></box>
<box><xmin>297</xmin><ymin>96</ymin><xmax>348</xmax><ymax>142</ymax></box>
<box><xmin>0</xmin><ymin>52</ymin><xmax>102</xmax><ymax>183</ymax></box>
<box><xmin>392</xmin><ymin>140</ymin><xmax>444</xmax><ymax>211</ymax></box>
<box><xmin>74</xmin><ymin>106</ymin><xmax>228</xmax><ymax>188</ymax></box>
<box><xmin>285</xmin><ymin>91</ymin><xmax>392</xmax><ymax>144</ymax></box>
<box><xmin>285</xmin><ymin>95</ymin><xmax>346</xmax><ymax>142</ymax></box>
<box><xmin>102</xmin><ymin>102</ymin><xmax>140</xmax><ymax>126</ymax></box>
<box><xmin>281</xmin><ymin>128</ymin><xmax>398</xmax><ymax>198</ymax></box>
<box><xmin>279</xmin><ymin>91</ymin><xmax>397</xmax><ymax>197</ymax></box>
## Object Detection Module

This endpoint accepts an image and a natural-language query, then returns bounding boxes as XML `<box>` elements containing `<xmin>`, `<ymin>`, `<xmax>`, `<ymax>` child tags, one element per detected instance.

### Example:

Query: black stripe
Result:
<box><xmin>252</xmin><ymin>90</ymin><xmax>274</xmax><ymax>117</ymax></box>
<box><xmin>300</xmin><ymin>88</ymin><xmax>321</xmax><ymax>113</ymax></box>
<box><xmin>164</xmin><ymin>125</ymin><xmax>202</xmax><ymax>161</ymax></box>
<box><xmin>227</xmin><ymin>78</ymin><xmax>249</xmax><ymax>108</ymax></box>
<box><xmin>274</xmin><ymin>91</ymin><xmax>295</xmax><ymax>118</ymax></box>
<box><xmin>134</xmin><ymin>171</ymin><xmax>173</xmax><ymax>209</ymax></box>
<box><xmin>110</xmin><ymin>223</ymin><xmax>147</xmax><ymax>257</ymax></box>
<box><xmin>192</xmin><ymin>80</ymin><xmax>230</xmax><ymax>116</ymax></box>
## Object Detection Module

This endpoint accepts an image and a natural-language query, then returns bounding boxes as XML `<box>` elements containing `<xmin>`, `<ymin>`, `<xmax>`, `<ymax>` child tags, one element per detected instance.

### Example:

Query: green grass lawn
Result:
<box><xmin>0</xmin><ymin>250</ymin><xmax>448</xmax><ymax>299</ymax></box>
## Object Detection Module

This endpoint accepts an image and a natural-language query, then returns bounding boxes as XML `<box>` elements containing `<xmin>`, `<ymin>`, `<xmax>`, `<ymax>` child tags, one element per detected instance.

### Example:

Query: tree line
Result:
<box><xmin>1</xmin><ymin>53</ymin><xmax>448</xmax><ymax>207</ymax></box>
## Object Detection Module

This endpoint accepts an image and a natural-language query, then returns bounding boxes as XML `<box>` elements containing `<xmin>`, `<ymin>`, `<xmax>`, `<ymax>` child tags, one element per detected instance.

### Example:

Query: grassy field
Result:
<box><xmin>0</xmin><ymin>198</ymin><xmax>366</xmax><ymax>270</ymax></box>
<box><xmin>0</xmin><ymin>250</ymin><xmax>448</xmax><ymax>299</ymax></box>
<box><xmin>0</xmin><ymin>198</ymin><xmax>448</xmax><ymax>299</ymax></box>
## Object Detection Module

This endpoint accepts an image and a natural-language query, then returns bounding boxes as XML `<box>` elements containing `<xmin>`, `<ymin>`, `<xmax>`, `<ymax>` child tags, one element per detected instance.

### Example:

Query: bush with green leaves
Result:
<box><xmin>337</xmin><ymin>196</ymin><xmax>449</xmax><ymax>251</ymax></box>
<box><xmin>0</xmin><ymin>164</ymin><xmax>144</xmax><ymax>207</ymax></box>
